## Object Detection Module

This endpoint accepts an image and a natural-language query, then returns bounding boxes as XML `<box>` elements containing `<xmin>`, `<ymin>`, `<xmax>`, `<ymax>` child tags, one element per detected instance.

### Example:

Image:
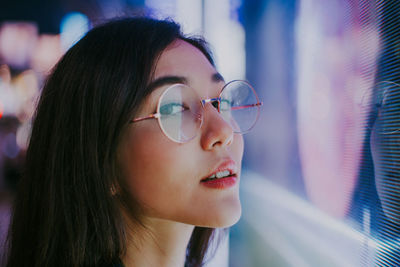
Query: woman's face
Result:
<box><xmin>118</xmin><ymin>39</ymin><xmax>244</xmax><ymax>227</ymax></box>
<box><xmin>370</xmin><ymin>84</ymin><xmax>400</xmax><ymax>225</ymax></box>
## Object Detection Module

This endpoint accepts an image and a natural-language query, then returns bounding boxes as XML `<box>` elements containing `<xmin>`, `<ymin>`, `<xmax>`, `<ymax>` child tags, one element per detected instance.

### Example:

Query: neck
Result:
<box><xmin>122</xmin><ymin>217</ymin><xmax>194</xmax><ymax>267</ymax></box>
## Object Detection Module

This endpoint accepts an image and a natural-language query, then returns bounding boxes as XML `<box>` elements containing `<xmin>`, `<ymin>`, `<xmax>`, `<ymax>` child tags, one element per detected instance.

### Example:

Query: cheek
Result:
<box><xmin>371</xmin><ymin>129</ymin><xmax>400</xmax><ymax>225</ymax></box>
<box><xmin>232</xmin><ymin>134</ymin><xmax>244</xmax><ymax>164</ymax></box>
<box><xmin>118</xmin><ymin>125</ymin><xmax>196</xmax><ymax>216</ymax></box>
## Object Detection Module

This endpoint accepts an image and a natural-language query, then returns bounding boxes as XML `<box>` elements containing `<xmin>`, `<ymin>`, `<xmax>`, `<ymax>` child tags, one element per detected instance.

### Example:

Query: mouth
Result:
<box><xmin>200</xmin><ymin>159</ymin><xmax>238</xmax><ymax>189</ymax></box>
<box><xmin>201</xmin><ymin>170</ymin><xmax>236</xmax><ymax>181</ymax></box>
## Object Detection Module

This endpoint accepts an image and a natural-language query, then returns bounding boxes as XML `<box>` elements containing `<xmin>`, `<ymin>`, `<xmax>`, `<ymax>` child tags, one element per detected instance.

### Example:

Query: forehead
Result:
<box><xmin>153</xmin><ymin>39</ymin><xmax>216</xmax><ymax>82</ymax></box>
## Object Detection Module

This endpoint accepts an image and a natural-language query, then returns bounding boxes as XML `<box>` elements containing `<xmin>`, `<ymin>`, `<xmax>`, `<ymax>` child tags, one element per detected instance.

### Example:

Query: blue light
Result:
<box><xmin>60</xmin><ymin>12</ymin><xmax>90</xmax><ymax>51</ymax></box>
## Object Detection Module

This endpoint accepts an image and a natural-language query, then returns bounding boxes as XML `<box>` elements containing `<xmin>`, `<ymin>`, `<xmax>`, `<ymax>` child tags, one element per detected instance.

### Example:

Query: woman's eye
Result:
<box><xmin>220</xmin><ymin>99</ymin><xmax>232</xmax><ymax>111</ymax></box>
<box><xmin>160</xmin><ymin>103</ymin><xmax>187</xmax><ymax>115</ymax></box>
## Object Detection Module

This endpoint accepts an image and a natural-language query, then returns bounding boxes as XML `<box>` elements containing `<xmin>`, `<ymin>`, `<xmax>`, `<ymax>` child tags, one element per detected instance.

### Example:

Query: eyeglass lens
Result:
<box><xmin>220</xmin><ymin>80</ymin><xmax>260</xmax><ymax>133</ymax></box>
<box><xmin>158</xmin><ymin>84</ymin><xmax>202</xmax><ymax>142</ymax></box>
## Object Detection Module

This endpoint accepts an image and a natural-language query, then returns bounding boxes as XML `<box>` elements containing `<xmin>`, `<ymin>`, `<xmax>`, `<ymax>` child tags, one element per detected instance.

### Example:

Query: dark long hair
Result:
<box><xmin>5</xmin><ymin>17</ymin><xmax>219</xmax><ymax>267</ymax></box>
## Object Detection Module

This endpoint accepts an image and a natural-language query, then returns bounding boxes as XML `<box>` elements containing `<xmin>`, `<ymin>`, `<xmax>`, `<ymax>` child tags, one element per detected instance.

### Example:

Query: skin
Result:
<box><xmin>370</xmin><ymin>87</ymin><xmax>400</xmax><ymax>226</ymax></box>
<box><xmin>117</xmin><ymin>39</ymin><xmax>244</xmax><ymax>267</ymax></box>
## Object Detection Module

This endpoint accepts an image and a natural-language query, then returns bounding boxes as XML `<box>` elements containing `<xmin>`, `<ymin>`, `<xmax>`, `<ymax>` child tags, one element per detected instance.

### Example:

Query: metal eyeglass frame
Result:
<box><xmin>130</xmin><ymin>80</ymin><xmax>263</xmax><ymax>143</ymax></box>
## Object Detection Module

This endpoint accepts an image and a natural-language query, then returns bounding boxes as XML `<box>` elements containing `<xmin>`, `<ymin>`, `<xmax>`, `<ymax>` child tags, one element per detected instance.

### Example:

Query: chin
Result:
<box><xmin>375</xmin><ymin>172</ymin><xmax>400</xmax><ymax>226</ymax></box>
<box><xmin>204</xmin><ymin>202</ymin><xmax>242</xmax><ymax>228</ymax></box>
<box><xmin>220</xmin><ymin>208</ymin><xmax>242</xmax><ymax>227</ymax></box>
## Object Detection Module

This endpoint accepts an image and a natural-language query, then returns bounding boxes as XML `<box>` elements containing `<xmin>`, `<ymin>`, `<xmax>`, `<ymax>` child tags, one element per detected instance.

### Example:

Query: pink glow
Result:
<box><xmin>296</xmin><ymin>0</ymin><xmax>380</xmax><ymax>217</ymax></box>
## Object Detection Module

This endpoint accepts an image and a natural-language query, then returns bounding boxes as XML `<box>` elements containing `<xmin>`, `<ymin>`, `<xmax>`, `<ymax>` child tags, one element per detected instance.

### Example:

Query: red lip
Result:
<box><xmin>200</xmin><ymin>159</ymin><xmax>238</xmax><ymax>189</ymax></box>
<box><xmin>200</xmin><ymin>176</ymin><xmax>237</xmax><ymax>189</ymax></box>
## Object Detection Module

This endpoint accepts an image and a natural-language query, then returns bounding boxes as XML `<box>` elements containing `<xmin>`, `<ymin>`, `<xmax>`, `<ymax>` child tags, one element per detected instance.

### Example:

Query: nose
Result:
<box><xmin>200</xmin><ymin>103</ymin><xmax>234</xmax><ymax>150</ymax></box>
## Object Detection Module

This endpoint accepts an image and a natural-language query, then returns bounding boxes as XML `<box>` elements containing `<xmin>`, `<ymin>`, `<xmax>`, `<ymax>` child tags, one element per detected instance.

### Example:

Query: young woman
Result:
<box><xmin>5</xmin><ymin>17</ymin><xmax>261</xmax><ymax>267</ymax></box>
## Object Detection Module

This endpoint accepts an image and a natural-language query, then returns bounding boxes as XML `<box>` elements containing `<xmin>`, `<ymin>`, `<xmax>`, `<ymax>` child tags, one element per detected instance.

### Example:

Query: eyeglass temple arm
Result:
<box><xmin>231</xmin><ymin>102</ymin><xmax>263</xmax><ymax>111</ymax></box>
<box><xmin>130</xmin><ymin>113</ymin><xmax>160</xmax><ymax>123</ymax></box>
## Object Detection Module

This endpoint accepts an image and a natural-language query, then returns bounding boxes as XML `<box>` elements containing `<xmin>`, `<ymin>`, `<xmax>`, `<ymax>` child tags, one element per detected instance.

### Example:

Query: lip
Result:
<box><xmin>200</xmin><ymin>176</ymin><xmax>238</xmax><ymax>189</ymax></box>
<box><xmin>200</xmin><ymin>159</ymin><xmax>238</xmax><ymax>189</ymax></box>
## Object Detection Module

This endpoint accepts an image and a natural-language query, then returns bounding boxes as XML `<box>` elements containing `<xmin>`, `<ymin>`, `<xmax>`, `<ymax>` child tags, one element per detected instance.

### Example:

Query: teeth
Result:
<box><xmin>216</xmin><ymin>170</ymin><xmax>230</xmax><ymax>178</ymax></box>
<box><xmin>208</xmin><ymin>170</ymin><xmax>231</xmax><ymax>179</ymax></box>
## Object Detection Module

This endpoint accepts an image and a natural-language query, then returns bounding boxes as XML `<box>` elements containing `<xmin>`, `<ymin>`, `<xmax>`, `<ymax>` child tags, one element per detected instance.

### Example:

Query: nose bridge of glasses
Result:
<box><xmin>201</xmin><ymin>97</ymin><xmax>221</xmax><ymax>111</ymax></box>
<box><xmin>202</xmin><ymin>98</ymin><xmax>234</xmax><ymax>131</ymax></box>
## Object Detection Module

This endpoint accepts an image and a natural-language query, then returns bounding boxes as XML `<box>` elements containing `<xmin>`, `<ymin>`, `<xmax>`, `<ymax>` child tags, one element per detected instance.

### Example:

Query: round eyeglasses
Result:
<box><xmin>130</xmin><ymin>80</ymin><xmax>263</xmax><ymax>143</ymax></box>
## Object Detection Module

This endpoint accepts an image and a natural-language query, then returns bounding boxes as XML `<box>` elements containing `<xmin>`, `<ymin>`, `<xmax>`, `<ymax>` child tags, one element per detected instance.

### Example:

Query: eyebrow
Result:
<box><xmin>212</xmin><ymin>72</ymin><xmax>225</xmax><ymax>83</ymax></box>
<box><xmin>146</xmin><ymin>72</ymin><xmax>225</xmax><ymax>91</ymax></box>
<box><xmin>146</xmin><ymin>76</ymin><xmax>188</xmax><ymax>91</ymax></box>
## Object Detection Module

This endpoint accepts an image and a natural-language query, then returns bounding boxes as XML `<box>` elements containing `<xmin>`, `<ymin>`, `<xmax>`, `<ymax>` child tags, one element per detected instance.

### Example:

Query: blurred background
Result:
<box><xmin>1</xmin><ymin>0</ymin><xmax>400</xmax><ymax>266</ymax></box>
